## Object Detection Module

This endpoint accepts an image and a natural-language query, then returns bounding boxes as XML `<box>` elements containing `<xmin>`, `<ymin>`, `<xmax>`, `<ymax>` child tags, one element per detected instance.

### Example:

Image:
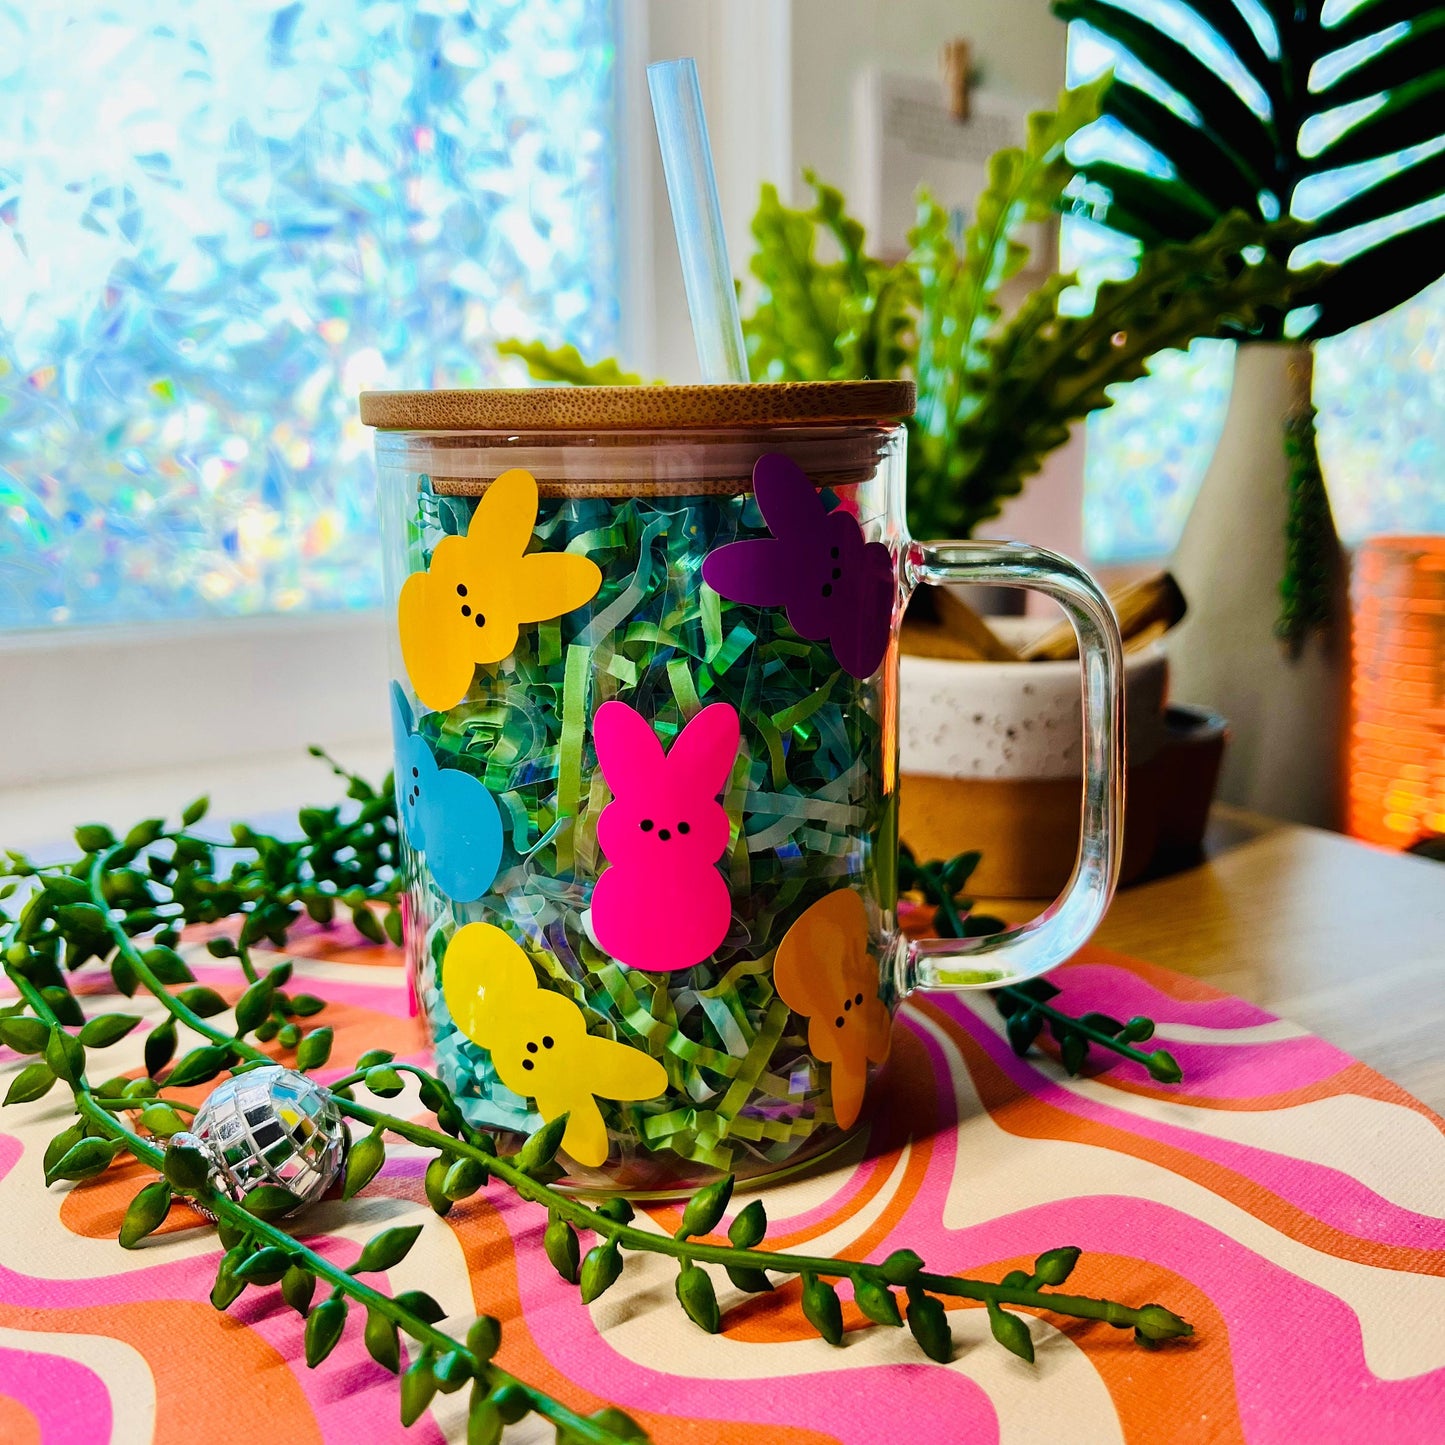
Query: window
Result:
<box><xmin>1067</xmin><ymin>15</ymin><xmax>1445</xmax><ymax>563</ymax></box>
<box><xmin>0</xmin><ymin>0</ymin><xmax>620</xmax><ymax>630</ymax></box>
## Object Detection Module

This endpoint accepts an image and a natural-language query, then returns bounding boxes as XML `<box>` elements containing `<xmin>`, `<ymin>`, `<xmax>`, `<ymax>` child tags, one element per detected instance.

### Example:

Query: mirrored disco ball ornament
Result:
<box><xmin>168</xmin><ymin>1065</ymin><xmax>347</xmax><ymax>1217</ymax></box>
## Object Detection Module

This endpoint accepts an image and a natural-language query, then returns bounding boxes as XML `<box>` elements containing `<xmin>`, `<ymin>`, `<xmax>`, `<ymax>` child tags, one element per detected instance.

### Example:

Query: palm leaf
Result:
<box><xmin>1054</xmin><ymin>0</ymin><xmax>1445</xmax><ymax>336</ymax></box>
<box><xmin>1312</xmin><ymin>146</ymin><xmax>1445</xmax><ymax>232</ymax></box>
<box><xmin>1107</xmin><ymin>80</ymin><xmax>1268</xmax><ymax>212</ymax></box>
<box><xmin>1324</xmin><ymin>0</ymin><xmax>1445</xmax><ymax>45</ymax></box>
<box><xmin>1312</xmin><ymin>13</ymin><xmax>1445</xmax><ymax>107</ymax></box>
<box><xmin>1306</xmin><ymin>210</ymin><xmax>1445</xmax><ymax>335</ymax></box>
<box><xmin>1321</xmin><ymin>66</ymin><xmax>1445</xmax><ymax>166</ymax></box>
<box><xmin>1055</xmin><ymin>1</ymin><xmax>1278</xmax><ymax>166</ymax></box>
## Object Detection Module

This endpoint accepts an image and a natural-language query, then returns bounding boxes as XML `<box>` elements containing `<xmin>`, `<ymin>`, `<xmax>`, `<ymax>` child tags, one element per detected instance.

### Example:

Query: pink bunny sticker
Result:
<box><xmin>590</xmin><ymin>700</ymin><xmax>740</xmax><ymax>972</ymax></box>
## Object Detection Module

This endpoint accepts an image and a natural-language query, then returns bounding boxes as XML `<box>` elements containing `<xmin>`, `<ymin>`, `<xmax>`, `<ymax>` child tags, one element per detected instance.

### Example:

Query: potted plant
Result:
<box><xmin>1056</xmin><ymin>0</ymin><xmax>1445</xmax><ymax>825</ymax></box>
<box><xmin>499</xmin><ymin>78</ymin><xmax>1305</xmax><ymax>890</ymax></box>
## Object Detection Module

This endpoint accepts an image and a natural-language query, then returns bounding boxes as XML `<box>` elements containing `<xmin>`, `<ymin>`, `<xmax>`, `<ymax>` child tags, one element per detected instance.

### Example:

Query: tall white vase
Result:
<box><xmin>1167</xmin><ymin>341</ymin><xmax>1348</xmax><ymax>828</ymax></box>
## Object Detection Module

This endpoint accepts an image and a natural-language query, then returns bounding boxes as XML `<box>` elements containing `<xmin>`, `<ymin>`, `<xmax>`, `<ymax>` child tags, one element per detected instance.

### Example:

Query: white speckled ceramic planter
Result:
<box><xmin>899</xmin><ymin>620</ymin><xmax>1170</xmax><ymax>897</ymax></box>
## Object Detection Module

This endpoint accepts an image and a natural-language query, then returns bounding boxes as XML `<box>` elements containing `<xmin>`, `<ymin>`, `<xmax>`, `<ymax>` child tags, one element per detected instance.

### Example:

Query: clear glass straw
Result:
<box><xmin>647</xmin><ymin>58</ymin><xmax>750</xmax><ymax>384</ymax></box>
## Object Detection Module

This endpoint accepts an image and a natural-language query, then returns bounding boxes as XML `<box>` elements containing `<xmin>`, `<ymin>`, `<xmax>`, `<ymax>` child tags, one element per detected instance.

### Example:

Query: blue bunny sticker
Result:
<box><xmin>391</xmin><ymin>687</ymin><xmax>503</xmax><ymax>902</ymax></box>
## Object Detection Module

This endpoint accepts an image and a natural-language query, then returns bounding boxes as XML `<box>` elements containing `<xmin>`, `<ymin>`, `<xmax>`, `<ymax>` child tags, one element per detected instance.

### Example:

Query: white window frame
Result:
<box><xmin>0</xmin><ymin>0</ymin><xmax>793</xmax><ymax>791</ymax></box>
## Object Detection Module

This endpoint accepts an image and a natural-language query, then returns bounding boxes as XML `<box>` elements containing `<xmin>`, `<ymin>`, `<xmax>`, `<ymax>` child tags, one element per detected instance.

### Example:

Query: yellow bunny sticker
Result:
<box><xmin>399</xmin><ymin>468</ymin><xmax>602</xmax><ymax>711</ymax></box>
<box><xmin>441</xmin><ymin>922</ymin><xmax>667</xmax><ymax>1167</ymax></box>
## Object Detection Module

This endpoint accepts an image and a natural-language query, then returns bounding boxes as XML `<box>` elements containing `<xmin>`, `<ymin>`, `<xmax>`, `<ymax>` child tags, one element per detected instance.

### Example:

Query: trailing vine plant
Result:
<box><xmin>898</xmin><ymin>847</ymin><xmax>1183</xmax><ymax>1084</ymax></box>
<box><xmin>0</xmin><ymin>758</ymin><xmax>1193</xmax><ymax>1443</ymax></box>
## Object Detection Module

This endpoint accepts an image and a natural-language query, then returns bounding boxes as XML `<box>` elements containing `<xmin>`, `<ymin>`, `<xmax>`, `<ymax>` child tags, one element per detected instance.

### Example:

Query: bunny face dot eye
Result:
<box><xmin>473</xmin><ymin>612</ymin><xmax>487</xmax><ymax>628</ymax></box>
<box><xmin>830</xmin><ymin>546</ymin><xmax>839</xmax><ymax>559</ymax></box>
<box><xmin>855</xmin><ymin>992</ymin><xmax>864</xmax><ymax>1005</ymax></box>
<box><xmin>640</xmin><ymin>819</ymin><xmax>653</xmax><ymax>832</ymax></box>
<box><xmin>821</xmin><ymin>583</ymin><xmax>833</xmax><ymax>598</ymax></box>
<box><xmin>522</xmin><ymin>1058</ymin><xmax>534</xmax><ymax>1071</ymax></box>
<box><xmin>457</xmin><ymin>584</ymin><xmax>468</xmax><ymax>597</ymax></box>
<box><xmin>835</xmin><ymin>1015</ymin><xmax>845</xmax><ymax>1028</ymax></box>
<box><xmin>542</xmin><ymin>1036</ymin><xmax>554</xmax><ymax>1049</ymax></box>
<box><xmin>677</xmin><ymin>821</ymin><xmax>690</xmax><ymax>834</ymax></box>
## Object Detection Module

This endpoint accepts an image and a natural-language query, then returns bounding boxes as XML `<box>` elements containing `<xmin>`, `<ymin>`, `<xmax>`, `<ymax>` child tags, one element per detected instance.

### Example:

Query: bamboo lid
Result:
<box><xmin>359</xmin><ymin>380</ymin><xmax>915</xmax><ymax>432</ymax></box>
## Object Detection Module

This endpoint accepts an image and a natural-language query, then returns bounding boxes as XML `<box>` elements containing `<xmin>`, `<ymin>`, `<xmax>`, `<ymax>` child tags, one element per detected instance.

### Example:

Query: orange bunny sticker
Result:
<box><xmin>773</xmin><ymin>889</ymin><xmax>891</xmax><ymax>1130</ymax></box>
<box><xmin>441</xmin><ymin>922</ymin><xmax>666</xmax><ymax>1167</ymax></box>
<box><xmin>399</xmin><ymin>468</ymin><xmax>602</xmax><ymax>710</ymax></box>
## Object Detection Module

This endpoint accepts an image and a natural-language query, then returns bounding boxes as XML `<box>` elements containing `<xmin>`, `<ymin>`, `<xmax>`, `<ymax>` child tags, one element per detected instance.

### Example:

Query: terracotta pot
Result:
<box><xmin>899</xmin><ymin>623</ymin><xmax>1175</xmax><ymax>897</ymax></box>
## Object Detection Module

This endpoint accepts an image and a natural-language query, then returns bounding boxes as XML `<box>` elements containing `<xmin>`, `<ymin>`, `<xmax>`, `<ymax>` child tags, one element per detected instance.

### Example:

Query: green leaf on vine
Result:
<box><xmin>243</xmin><ymin>1185</ymin><xmax>301</xmax><ymax>1222</ymax></box>
<box><xmin>515</xmin><ymin>1113</ymin><xmax>568</xmax><ymax>1175</ymax></box>
<box><xmin>400</xmin><ymin>1352</ymin><xmax>437</xmax><ymax>1426</ymax></box>
<box><xmin>119</xmin><ymin>1179</ymin><xmax>172</xmax><ymax>1247</ymax></box>
<box><xmin>677</xmin><ymin>1175</ymin><xmax>733</xmax><ymax>1241</ymax></box>
<box><xmin>304</xmin><ymin>1296</ymin><xmax>348</xmax><ymax>1367</ymax></box>
<box><xmin>138</xmin><ymin>1104</ymin><xmax>187</xmax><ymax>1139</ymax></box>
<box><xmin>726</xmin><ymin>1196</ymin><xmax>767</xmax><ymax>1249</ymax></box>
<box><xmin>78</xmin><ymin>1013</ymin><xmax>141</xmax><ymax>1048</ymax></box>
<box><xmin>881</xmin><ymin>1248</ymin><xmax>924</xmax><ymax>1285</ymax></box>
<box><xmin>49</xmin><ymin>1137</ymin><xmax>122</xmax><ymax>1182</ymax></box>
<box><xmin>282</xmin><ymin>1264</ymin><xmax>316</xmax><ymax>1318</ymax></box>
<box><xmin>855</xmin><ymin>1279</ymin><xmax>903</xmax><ymax>1327</ymax></box>
<box><xmin>5</xmin><ymin>1061</ymin><xmax>56</xmax><ymax>1105</ymax></box>
<box><xmin>1032</xmin><ymin>1246</ymin><xmax>1080</xmax><ymax>1287</ymax></box>
<box><xmin>579</xmin><ymin>1242</ymin><xmax>622</xmax><ymax>1304</ymax></box>
<box><xmin>724</xmin><ymin>1265</ymin><xmax>774</xmax><ymax>1294</ymax></box>
<box><xmin>987</xmin><ymin>1300</ymin><xmax>1035</xmax><ymax>1362</ymax></box>
<box><xmin>466</xmin><ymin>1314</ymin><xmax>501</xmax><ymax>1363</ymax></box>
<box><xmin>142</xmin><ymin>946</ymin><xmax>194</xmax><ymax>985</ymax></box>
<box><xmin>423</xmin><ymin>1156</ymin><xmax>453</xmax><ymax>1217</ymax></box>
<box><xmin>296</xmin><ymin>1027</ymin><xmax>333</xmax><ymax>1071</ymax></box>
<box><xmin>233</xmin><ymin>979</ymin><xmax>274</xmax><ymax>1035</ymax></box>
<box><xmin>393</xmin><ymin>1289</ymin><xmax>447</xmax><ymax>1324</ymax></box>
<box><xmin>162</xmin><ymin>1143</ymin><xmax>211</xmax><ymax>1193</ymax></box>
<box><xmin>0</xmin><ymin>1016</ymin><xmax>49</xmax><ymax>1053</ymax></box>
<box><xmin>165</xmin><ymin>1045</ymin><xmax>231</xmax><ymax>1088</ymax></box>
<box><xmin>905</xmin><ymin>1288</ymin><xmax>953</xmax><ymax>1363</ymax></box>
<box><xmin>352</xmin><ymin>1224</ymin><xmax>423</xmax><ymax>1274</ymax></box>
<box><xmin>364</xmin><ymin>1307</ymin><xmax>400</xmax><ymax>1373</ymax></box>
<box><xmin>144</xmin><ymin>1021</ymin><xmax>177</xmax><ymax>1078</ymax></box>
<box><xmin>801</xmin><ymin>1274</ymin><xmax>844</xmax><ymax>1346</ymax></box>
<box><xmin>675</xmin><ymin>1264</ymin><xmax>721</xmax><ymax>1334</ymax></box>
<box><xmin>544</xmin><ymin>1216</ymin><xmax>581</xmax><ymax>1284</ymax></box>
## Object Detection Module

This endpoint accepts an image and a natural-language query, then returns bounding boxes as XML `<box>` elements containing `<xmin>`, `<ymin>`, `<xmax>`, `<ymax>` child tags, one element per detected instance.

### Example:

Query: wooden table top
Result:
<box><xmin>982</xmin><ymin>806</ymin><xmax>1445</xmax><ymax>1112</ymax></box>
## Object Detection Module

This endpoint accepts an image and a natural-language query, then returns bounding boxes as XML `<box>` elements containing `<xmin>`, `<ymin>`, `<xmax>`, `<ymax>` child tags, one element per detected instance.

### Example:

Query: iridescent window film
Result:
<box><xmin>0</xmin><ymin>0</ymin><xmax>619</xmax><ymax>628</ymax></box>
<box><xmin>1067</xmin><ymin>16</ymin><xmax>1445</xmax><ymax>562</ymax></box>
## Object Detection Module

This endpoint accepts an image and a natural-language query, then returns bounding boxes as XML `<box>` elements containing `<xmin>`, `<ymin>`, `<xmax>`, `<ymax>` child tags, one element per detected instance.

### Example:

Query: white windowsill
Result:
<box><xmin>0</xmin><ymin>740</ymin><xmax>396</xmax><ymax>857</ymax></box>
<box><xmin>0</xmin><ymin>609</ymin><xmax>392</xmax><ymax>792</ymax></box>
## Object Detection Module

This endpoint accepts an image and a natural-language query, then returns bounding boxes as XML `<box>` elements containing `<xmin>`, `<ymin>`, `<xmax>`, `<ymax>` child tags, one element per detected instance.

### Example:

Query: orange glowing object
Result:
<box><xmin>1348</xmin><ymin>536</ymin><xmax>1445</xmax><ymax>849</ymax></box>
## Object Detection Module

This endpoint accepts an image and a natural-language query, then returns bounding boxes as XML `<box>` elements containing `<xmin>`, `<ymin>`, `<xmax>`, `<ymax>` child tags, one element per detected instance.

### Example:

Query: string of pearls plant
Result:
<box><xmin>0</xmin><ymin>754</ymin><xmax>1192</xmax><ymax>1443</ymax></box>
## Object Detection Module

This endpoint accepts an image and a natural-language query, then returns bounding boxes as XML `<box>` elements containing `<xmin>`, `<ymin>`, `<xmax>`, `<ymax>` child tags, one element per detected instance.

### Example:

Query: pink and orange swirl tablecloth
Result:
<box><xmin>2</xmin><ymin>922</ymin><xmax>1443</xmax><ymax>1443</ymax></box>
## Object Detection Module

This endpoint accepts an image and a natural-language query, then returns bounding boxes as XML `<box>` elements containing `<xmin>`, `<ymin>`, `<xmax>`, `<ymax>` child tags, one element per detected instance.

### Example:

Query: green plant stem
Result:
<box><xmin>7</xmin><ymin>965</ymin><xmax>629</xmax><ymax>1445</ymax></box>
<box><xmin>87</xmin><ymin>849</ymin><xmax>267</xmax><ymax>1058</ymax></box>
<box><xmin>905</xmin><ymin>858</ymin><xmax>1169</xmax><ymax>1078</ymax></box>
<box><xmin>337</xmin><ymin>1095</ymin><xmax>1174</xmax><ymax>1334</ymax></box>
<box><xmin>1002</xmin><ymin>994</ymin><xmax>1164</xmax><ymax>1073</ymax></box>
<box><xmin>92</xmin><ymin>1096</ymin><xmax>199</xmax><ymax>1114</ymax></box>
<box><xmin>80</xmin><ymin>843</ymin><xmax>1185</xmax><ymax>1343</ymax></box>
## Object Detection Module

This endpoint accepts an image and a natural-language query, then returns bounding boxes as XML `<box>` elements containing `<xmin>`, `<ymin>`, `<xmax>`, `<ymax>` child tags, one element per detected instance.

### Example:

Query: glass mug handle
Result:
<box><xmin>901</xmin><ymin>539</ymin><xmax>1126</xmax><ymax>990</ymax></box>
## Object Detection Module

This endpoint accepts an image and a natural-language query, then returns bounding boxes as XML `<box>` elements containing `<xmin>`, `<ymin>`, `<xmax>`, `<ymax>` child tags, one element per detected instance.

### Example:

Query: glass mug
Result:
<box><xmin>364</xmin><ymin>382</ymin><xmax>1123</xmax><ymax>1193</ymax></box>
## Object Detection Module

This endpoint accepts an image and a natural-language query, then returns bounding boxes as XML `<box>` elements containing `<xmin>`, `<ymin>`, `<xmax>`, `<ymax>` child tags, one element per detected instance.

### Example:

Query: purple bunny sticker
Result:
<box><xmin>701</xmin><ymin>453</ymin><xmax>895</xmax><ymax>679</ymax></box>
